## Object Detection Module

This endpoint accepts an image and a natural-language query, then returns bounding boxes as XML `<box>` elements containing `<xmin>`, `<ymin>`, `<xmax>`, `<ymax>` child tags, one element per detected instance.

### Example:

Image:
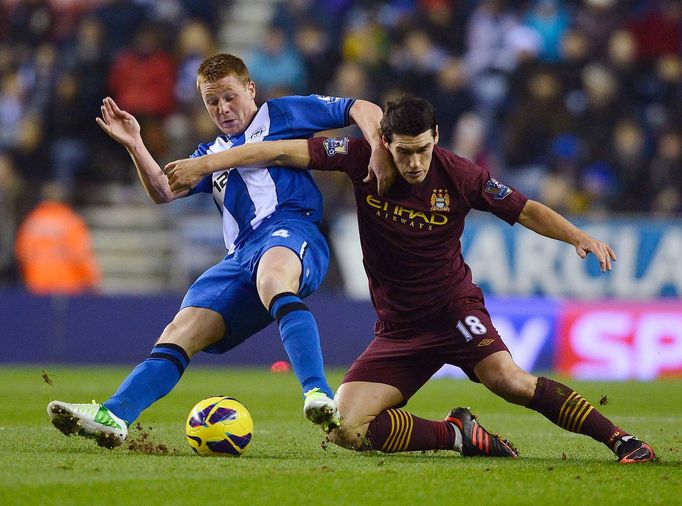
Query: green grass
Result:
<box><xmin>1</xmin><ymin>366</ymin><xmax>680</xmax><ymax>505</ymax></box>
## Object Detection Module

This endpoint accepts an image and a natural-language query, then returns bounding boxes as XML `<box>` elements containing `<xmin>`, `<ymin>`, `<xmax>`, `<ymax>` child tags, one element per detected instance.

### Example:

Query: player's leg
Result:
<box><xmin>99</xmin><ymin>259</ymin><xmax>274</xmax><ymax>429</ymax></box>
<box><xmin>253</xmin><ymin>222</ymin><xmax>335</xmax><ymax>431</ymax></box>
<box><xmin>102</xmin><ymin>307</ymin><xmax>224</xmax><ymax>422</ymax></box>
<box><xmin>47</xmin><ymin>306</ymin><xmax>224</xmax><ymax>448</ymax></box>
<box><xmin>47</xmin><ymin>258</ymin><xmax>265</xmax><ymax>448</ymax></box>
<box><xmin>330</xmin><ymin>334</ymin><xmax>516</xmax><ymax>456</ymax></box>
<box><xmin>474</xmin><ymin>351</ymin><xmax>656</xmax><ymax>463</ymax></box>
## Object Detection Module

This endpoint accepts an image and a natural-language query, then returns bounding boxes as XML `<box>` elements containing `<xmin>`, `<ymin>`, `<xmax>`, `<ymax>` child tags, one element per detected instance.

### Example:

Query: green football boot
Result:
<box><xmin>47</xmin><ymin>400</ymin><xmax>128</xmax><ymax>449</ymax></box>
<box><xmin>303</xmin><ymin>388</ymin><xmax>340</xmax><ymax>433</ymax></box>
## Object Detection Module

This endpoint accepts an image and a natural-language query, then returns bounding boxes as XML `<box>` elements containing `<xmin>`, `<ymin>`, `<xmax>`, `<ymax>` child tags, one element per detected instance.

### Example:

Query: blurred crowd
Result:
<box><xmin>1</xmin><ymin>0</ymin><xmax>682</xmax><ymax>286</ymax></box>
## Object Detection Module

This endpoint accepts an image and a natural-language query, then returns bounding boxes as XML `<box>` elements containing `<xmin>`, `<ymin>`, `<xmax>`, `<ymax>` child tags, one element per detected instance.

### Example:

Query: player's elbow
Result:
<box><xmin>148</xmin><ymin>191</ymin><xmax>174</xmax><ymax>205</ymax></box>
<box><xmin>350</xmin><ymin>100</ymin><xmax>382</xmax><ymax>124</ymax></box>
<box><xmin>517</xmin><ymin>199</ymin><xmax>540</xmax><ymax>226</ymax></box>
<box><xmin>271</xmin><ymin>140</ymin><xmax>310</xmax><ymax>169</ymax></box>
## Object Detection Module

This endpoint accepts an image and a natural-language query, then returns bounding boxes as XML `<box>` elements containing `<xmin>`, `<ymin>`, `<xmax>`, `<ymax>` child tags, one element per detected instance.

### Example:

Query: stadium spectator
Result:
<box><xmin>464</xmin><ymin>0</ymin><xmax>520</xmax><ymax>79</ymax></box>
<box><xmin>388</xmin><ymin>28</ymin><xmax>450</xmax><ymax>96</ymax></box>
<box><xmin>326</xmin><ymin>60</ymin><xmax>374</xmax><ymax>104</ymax></box>
<box><xmin>424</xmin><ymin>58</ymin><xmax>475</xmax><ymax>146</ymax></box>
<box><xmin>293</xmin><ymin>22</ymin><xmax>340</xmax><ymax>95</ymax></box>
<box><xmin>61</xmin><ymin>15</ymin><xmax>110</xmax><ymax>119</ymax></box>
<box><xmin>651</xmin><ymin>54</ymin><xmax>682</xmax><ymax>123</ymax></box>
<box><xmin>605</xmin><ymin>29</ymin><xmax>649</xmax><ymax>108</ymax></box>
<box><xmin>450</xmin><ymin>111</ymin><xmax>498</xmax><ymax>176</ymax></box>
<box><xmin>47</xmin><ymin>52</ymin><xmax>392</xmax><ymax>447</ymax></box>
<box><xmin>163</xmin><ymin>95</ymin><xmax>656</xmax><ymax>463</ymax></box>
<box><xmin>503</xmin><ymin>67</ymin><xmax>572</xmax><ymax>170</ymax></box>
<box><xmin>107</xmin><ymin>23</ymin><xmax>177</xmax><ymax>119</ymax></box>
<box><xmin>0</xmin><ymin>70</ymin><xmax>24</xmax><ymax>151</ymax></box>
<box><xmin>0</xmin><ymin>152</ymin><xmax>25</xmax><ymax>284</ymax></box>
<box><xmin>14</xmin><ymin>180</ymin><xmax>100</xmax><ymax>295</ymax></box>
<box><xmin>93</xmin><ymin>0</ymin><xmax>147</xmax><ymax>60</ymax></box>
<box><xmin>174</xmin><ymin>19</ymin><xmax>217</xmax><ymax>108</ymax></box>
<box><xmin>556</xmin><ymin>28</ymin><xmax>591</xmax><ymax>97</ymax></box>
<box><xmin>607</xmin><ymin>117</ymin><xmax>650</xmax><ymax>212</ymax></box>
<box><xmin>6</xmin><ymin>0</ymin><xmax>57</xmax><ymax>48</ymax></box>
<box><xmin>574</xmin><ymin>63</ymin><xmax>625</xmax><ymax>164</ymax></box>
<box><xmin>244</xmin><ymin>27</ymin><xmax>308</xmax><ymax>100</ymax></box>
<box><xmin>341</xmin><ymin>9</ymin><xmax>391</xmax><ymax>71</ymax></box>
<box><xmin>626</xmin><ymin>0</ymin><xmax>682</xmax><ymax>63</ymax></box>
<box><xmin>574</xmin><ymin>0</ymin><xmax>623</xmax><ymax>59</ymax></box>
<box><xmin>45</xmin><ymin>72</ymin><xmax>92</xmax><ymax>193</ymax></box>
<box><xmin>412</xmin><ymin>0</ymin><xmax>471</xmax><ymax>56</ymax></box>
<box><xmin>649</xmin><ymin>129</ymin><xmax>682</xmax><ymax>214</ymax></box>
<box><xmin>522</xmin><ymin>0</ymin><xmax>570</xmax><ymax>63</ymax></box>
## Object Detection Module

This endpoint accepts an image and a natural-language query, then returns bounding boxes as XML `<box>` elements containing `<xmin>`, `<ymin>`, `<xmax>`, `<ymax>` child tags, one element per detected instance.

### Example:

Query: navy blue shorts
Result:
<box><xmin>342</xmin><ymin>303</ymin><xmax>510</xmax><ymax>405</ymax></box>
<box><xmin>181</xmin><ymin>216</ymin><xmax>329</xmax><ymax>353</ymax></box>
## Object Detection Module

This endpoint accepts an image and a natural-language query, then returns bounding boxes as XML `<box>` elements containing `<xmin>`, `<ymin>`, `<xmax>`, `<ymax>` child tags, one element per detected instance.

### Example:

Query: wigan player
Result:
<box><xmin>47</xmin><ymin>53</ymin><xmax>392</xmax><ymax>447</ymax></box>
<box><xmin>164</xmin><ymin>95</ymin><xmax>655</xmax><ymax>463</ymax></box>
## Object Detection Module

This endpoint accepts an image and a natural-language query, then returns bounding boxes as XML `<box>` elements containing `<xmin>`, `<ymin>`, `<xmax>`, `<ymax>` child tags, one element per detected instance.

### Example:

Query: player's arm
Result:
<box><xmin>163</xmin><ymin>140</ymin><xmax>311</xmax><ymax>195</ymax></box>
<box><xmin>348</xmin><ymin>100</ymin><xmax>396</xmax><ymax>196</ymax></box>
<box><xmin>96</xmin><ymin>97</ymin><xmax>185</xmax><ymax>203</ymax></box>
<box><xmin>517</xmin><ymin>199</ymin><xmax>616</xmax><ymax>272</ymax></box>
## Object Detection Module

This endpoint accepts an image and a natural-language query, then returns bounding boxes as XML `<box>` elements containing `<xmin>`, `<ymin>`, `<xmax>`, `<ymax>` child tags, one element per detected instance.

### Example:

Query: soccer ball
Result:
<box><xmin>185</xmin><ymin>396</ymin><xmax>254</xmax><ymax>457</ymax></box>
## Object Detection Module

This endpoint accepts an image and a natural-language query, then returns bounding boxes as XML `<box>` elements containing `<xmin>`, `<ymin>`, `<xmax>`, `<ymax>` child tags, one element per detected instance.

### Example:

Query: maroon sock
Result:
<box><xmin>527</xmin><ymin>377</ymin><xmax>629</xmax><ymax>451</ymax></box>
<box><xmin>366</xmin><ymin>409</ymin><xmax>455</xmax><ymax>452</ymax></box>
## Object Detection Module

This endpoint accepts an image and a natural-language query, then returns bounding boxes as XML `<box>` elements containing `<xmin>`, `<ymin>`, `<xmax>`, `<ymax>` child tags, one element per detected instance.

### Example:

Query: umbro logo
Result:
<box><xmin>477</xmin><ymin>339</ymin><xmax>495</xmax><ymax>347</ymax></box>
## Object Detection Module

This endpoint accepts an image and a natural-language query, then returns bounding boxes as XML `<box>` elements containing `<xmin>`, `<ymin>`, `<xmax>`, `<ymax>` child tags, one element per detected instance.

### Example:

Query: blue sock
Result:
<box><xmin>269</xmin><ymin>292</ymin><xmax>332</xmax><ymax>398</ymax></box>
<box><xmin>103</xmin><ymin>343</ymin><xmax>190</xmax><ymax>424</ymax></box>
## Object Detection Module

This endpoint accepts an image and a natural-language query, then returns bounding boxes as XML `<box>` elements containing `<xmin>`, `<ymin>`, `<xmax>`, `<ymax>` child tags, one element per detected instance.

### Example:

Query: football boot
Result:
<box><xmin>47</xmin><ymin>400</ymin><xmax>128</xmax><ymax>449</ymax></box>
<box><xmin>446</xmin><ymin>407</ymin><xmax>518</xmax><ymax>457</ymax></box>
<box><xmin>303</xmin><ymin>388</ymin><xmax>340</xmax><ymax>433</ymax></box>
<box><xmin>615</xmin><ymin>436</ymin><xmax>656</xmax><ymax>464</ymax></box>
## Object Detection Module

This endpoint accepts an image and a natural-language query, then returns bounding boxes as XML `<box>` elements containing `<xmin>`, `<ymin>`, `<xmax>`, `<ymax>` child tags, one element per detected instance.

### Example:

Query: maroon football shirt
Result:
<box><xmin>308</xmin><ymin>137</ymin><xmax>528</xmax><ymax>323</ymax></box>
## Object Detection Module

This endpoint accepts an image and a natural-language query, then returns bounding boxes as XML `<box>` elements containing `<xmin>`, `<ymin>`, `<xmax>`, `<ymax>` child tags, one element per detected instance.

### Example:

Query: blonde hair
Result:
<box><xmin>196</xmin><ymin>53</ymin><xmax>251</xmax><ymax>88</ymax></box>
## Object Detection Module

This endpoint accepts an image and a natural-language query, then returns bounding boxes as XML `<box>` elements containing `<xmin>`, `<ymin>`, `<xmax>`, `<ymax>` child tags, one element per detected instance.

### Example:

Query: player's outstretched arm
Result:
<box><xmin>96</xmin><ymin>97</ymin><xmax>183</xmax><ymax>203</ymax></box>
<box><xmin>517</xmin><ymin>199</ymin><xmax>616</xmax><ymax>272</ymax></box>
<box><xmin>348</xmin><ymin>100</ymin><xmax>396</xmax><ymax>196</ymax></box>
<box><xmin>163</xmin><ymin>140</ymin><xmax>311</xmax><ymax>195</ymax></box>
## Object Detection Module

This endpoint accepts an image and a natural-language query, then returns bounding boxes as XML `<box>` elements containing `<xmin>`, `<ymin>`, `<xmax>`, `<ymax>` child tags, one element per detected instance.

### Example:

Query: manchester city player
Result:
<box><xmin>164</xmin><ymin>95</ymin><xmax>655</xmax><ymax>464</ymax></box>
<box><xmin>47</xmin><ymin>53</ymin><xmax>391</xmax><ymax>447</ymax></box>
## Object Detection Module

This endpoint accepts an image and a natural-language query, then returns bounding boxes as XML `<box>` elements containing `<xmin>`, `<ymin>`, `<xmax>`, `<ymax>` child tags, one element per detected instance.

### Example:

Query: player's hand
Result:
<box><xmin>363</xmin><ymin>144</ymin><xmax>396</xmax><ymax>196</ymax></box>
<box><xmin>163</xmin><ymin>157</ymin><xmax>208</xmax><ymax>195</ymax></box>
<box><xmin>95</xmin><ymin>97</ymin><xmax>141</xmax><ymax>148</ymax></box>
<box><xmin>574</xmin><ymin>233</ymin><xmax>616</xmax><ymax>272</ymax></box>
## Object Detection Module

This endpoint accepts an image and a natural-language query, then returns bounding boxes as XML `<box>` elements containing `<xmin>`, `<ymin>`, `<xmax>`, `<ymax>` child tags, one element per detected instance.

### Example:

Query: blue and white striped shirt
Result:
<box><xmin>189</xmin><ymin>95</ymin><xmax>355</xmax><ymax>254</ymax></box>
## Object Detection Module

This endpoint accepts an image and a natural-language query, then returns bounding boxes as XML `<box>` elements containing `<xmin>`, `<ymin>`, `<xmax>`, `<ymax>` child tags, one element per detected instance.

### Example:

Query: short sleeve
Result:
<box><xmin>458</xmin><ymin>158</ymin><xmax>528</xmax><ymax>225</ymax></box>
<box><xmin>269</xmin><ymin>95</ymin><xmax>355</xmax><ymax>136</ymax></box>
<box><xmin>307</xmin><ymin>137</ymin><xmax>371</xmax><ymax>184</ymax></box>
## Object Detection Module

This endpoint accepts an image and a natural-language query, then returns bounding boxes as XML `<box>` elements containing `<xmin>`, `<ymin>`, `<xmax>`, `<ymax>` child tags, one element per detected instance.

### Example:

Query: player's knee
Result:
<box><xmin>256</xmin><ymin>272</ymin><xmax>298</xmax><ymax>307</ymax></box>
<box><xmin>328</xmin><ymin>423</ymin><xmax>369</xmax><ymax>451</ymax></box>
<box><xmin>329</xmin><ymin>403</ymin><xmax>372</xmax><ymax>451</ymax></box>
<box><xmin>157</xmin><ymin>312</ymin><xmax>223</xmax><ymax>356</ymax></box>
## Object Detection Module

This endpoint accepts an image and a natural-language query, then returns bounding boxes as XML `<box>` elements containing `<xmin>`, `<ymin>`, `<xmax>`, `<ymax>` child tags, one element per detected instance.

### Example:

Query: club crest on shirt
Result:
<box><xmin>323</xmin><ymin>137</ymin><xmax>349</xmax><ymax>156</ymax></box>
<box><xmin>484</xmin><ymin>178</ymin><xmax>512</xmax><ymax>200</ymax></box>
<box><xmin>430</xmin><ymin>188</ymin><xmax>450</xmax><ymax>211</ymax></box>
<box><xmin>314</xmin><ymin>94</ymin><xmax>341</xmax><ymax>103</ymax></box>
<box><xmin>249</xmin><ymin>126</ymin><xmax>267</xmax><ymax>141</ymax></box>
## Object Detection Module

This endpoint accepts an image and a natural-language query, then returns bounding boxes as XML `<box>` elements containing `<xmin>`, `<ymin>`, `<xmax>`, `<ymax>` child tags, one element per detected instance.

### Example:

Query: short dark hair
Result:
<box><xmin>380</xmin><ymin>95</ymin><xmax>437</xmax><ymax>143</ymax></box>
<box><xmin>197</xmin><ymin>53</ymin><xmax>251</xmax><ymax>88</ymax></box>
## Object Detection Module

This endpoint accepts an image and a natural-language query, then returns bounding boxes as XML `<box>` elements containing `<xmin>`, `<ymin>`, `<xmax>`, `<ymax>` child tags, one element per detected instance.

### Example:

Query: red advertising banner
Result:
<box><xmin>557</xmin><ymin>301</ymin><xmax>682</xmax><ymax>380</ymax></box>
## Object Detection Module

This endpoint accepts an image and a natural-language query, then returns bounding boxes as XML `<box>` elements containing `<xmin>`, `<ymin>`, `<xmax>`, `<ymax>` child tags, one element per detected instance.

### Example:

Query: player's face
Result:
<box><xmin>385</xmin><ymin>128</ymin><xmax>439</xmax><ymax>184</ymax></box>
<box><xmin>199</xmin><ymin>75</ymin><xmax>258</xmax><ymax>136</ymax></box>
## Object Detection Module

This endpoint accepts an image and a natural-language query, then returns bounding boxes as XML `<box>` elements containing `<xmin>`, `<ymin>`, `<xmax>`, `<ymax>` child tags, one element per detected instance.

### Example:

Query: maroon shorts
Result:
<box><xmin>341</xmin><ymin>303</ymin><xmax>509</xmax><ymax>404</ymax></box>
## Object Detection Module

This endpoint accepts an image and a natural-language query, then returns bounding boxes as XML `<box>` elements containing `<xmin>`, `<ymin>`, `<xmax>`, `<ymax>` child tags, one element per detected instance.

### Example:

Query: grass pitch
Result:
<box><xmin>0</xmin><ymin>366</ymin><xmax>680</xmax><ymax>505</ymax></box>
